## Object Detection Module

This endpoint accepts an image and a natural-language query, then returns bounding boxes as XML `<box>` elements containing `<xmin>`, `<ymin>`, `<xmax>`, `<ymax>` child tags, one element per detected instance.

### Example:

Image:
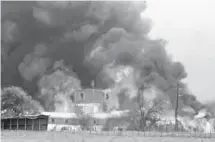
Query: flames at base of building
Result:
<box><xmin>41</xmin><ymin>110</ymin><xmax>130</xmax><ymax>132</ymax></box>
<box><xmin>41</xmin><ymin>89</ymin><xmax>215</xmax><ymax>133</ymax></box>
<box><xmin>41</xmin><ymin>110</ymin><xmax>214</xmax><ymax>133</ymax></box>
<box><xmin>43</xmin><ymin>83</ymin><xmax>215</xmax><ymax>133</ymax></box>
<box><xmin>158</xmin><ymin>110</ymin><xmax>215</xmax><ymax>133</ymax></box>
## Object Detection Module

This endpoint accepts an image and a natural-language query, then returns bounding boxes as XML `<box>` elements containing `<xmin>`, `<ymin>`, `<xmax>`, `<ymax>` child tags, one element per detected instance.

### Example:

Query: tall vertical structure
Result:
<box><xmin>138</xmin><ymin>84</ymin><xmax>149</xmax><ymax>131</ymax></box>
<box><xmin>175</xmin><ymin>81</ymin><xmax>179</xmax><ymax>131</ymax></box>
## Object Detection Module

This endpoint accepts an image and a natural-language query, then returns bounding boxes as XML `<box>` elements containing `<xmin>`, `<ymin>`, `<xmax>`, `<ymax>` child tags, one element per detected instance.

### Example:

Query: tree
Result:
<box><xmin>131</xmin><ymin>85</ymin><xmax>170</xmax><ymax>131</ymax></box>
<box><xmin>1</xmin><ymin>86</ymin><xmax>44</xmax><ymax>117</ymax></box>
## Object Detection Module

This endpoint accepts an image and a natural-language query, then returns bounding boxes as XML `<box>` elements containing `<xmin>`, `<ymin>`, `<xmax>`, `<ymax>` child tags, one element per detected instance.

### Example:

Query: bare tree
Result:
<box><xmin>130</xmin><ymin>85</ymin><xmax>169</xmax><ymax>131</ymax></box>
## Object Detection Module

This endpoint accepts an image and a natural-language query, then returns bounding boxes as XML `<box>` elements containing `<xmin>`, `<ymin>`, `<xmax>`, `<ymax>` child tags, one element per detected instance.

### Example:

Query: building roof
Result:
<box><xmin>41</xmin><ymin>112</ymin><xmax>78</xmax><ymax>118</ymax></box>
<box><xmin>91</xmin><ymin>112</ymin><xmax>110</xmax><ymax>119</ymax></box>
<box><xmin>90</xmin><ymin>110</ymin><xmax>130</xmax><ymax>119</ymax></box>
<box><xmin>1</xmin><ymin>114</ymin><xmax>48</xmax><ymax>120</ymax></box>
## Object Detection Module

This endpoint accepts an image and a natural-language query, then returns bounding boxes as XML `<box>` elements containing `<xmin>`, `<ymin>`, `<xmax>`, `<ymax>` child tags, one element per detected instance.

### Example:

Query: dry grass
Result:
<box><xmin>1</xmin><ymin>131</ymin><xmax>215</xmax><ymax>142</ymax></box>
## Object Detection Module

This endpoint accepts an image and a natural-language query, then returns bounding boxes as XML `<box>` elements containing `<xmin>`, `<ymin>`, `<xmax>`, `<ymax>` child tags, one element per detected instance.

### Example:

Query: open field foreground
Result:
<box><xmin>1</xmin><ymin>131</ymin><xmax>215</xmax><ymax>142</ymax></box>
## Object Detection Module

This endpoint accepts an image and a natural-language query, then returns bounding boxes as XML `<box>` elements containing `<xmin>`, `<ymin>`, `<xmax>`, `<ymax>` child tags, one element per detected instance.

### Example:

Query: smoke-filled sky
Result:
<box><xmin>1</xmin><ymin>1</ymin><xmax>211</xmax><ymax>112</ymax></box>
<box><xmin>144</xmin><ymin>0</ymin><xmax>215</xmax><ymax>102</ymax></box>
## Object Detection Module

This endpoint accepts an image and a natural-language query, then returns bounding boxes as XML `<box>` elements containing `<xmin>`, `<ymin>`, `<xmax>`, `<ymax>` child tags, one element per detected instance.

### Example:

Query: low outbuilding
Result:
<box><xmin>1</xmin><ymin>114</ymin><xmax>49</xmax><ymax>131</ymax></box>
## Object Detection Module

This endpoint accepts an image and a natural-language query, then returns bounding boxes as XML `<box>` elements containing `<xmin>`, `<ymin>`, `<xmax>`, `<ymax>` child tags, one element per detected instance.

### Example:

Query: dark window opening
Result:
<box><xmin>80</xmin><ymin>93</ymin><xmax>84</xmax><ymax>100</ymax></box>
<box><xmin>94</xmin><ymin>120</ymin><xmax>96</xmax><ymax>124</ymax></box>
<box><xmin>70</xmin><ymin>95</ymin><xmax>75</xmax><ymax>102</ymax></box>
<box><xmin>51</xmin><ymin>118</ymin><xmax>55</xmax><ymax>123</ymax></box>
<box><xmin>106</xmin><ymin>93</ymin><xmax>109</xmax><ymax>100</ymax></box>
<box><xmin>65</xmin><ymin>119</ymin><xmax>69</xmax><ymax>124</ymax></box>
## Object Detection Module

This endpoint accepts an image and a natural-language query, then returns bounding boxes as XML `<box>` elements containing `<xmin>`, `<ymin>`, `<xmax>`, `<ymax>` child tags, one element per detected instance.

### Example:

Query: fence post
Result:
<box><xmin>210</xmin><ymin>131</ymin><xmax>212</xmax><ymax>138</ymax></box>
<box><xmin>16</xmin><ymin>118</ymin><xmax>19</xmax><ymax>130</ymax></box>
<box><xmin>165</xmin><ymin>121</ymin><xmax>167</xmax><ymax>133</ymax></box>
<box><xmin>32</xmin><ymin>119</ymin><xmax>34</xmax><ymax>130</ymax></box>
<box><xmin>24</xmin><ymin>118</ymin><xmax>26</xmax><ymax>130</ymax></box>
<box><xmin>2</xmin><ymin>120</ymin><xmax>4</xmax><ymax>130</ymax></box>
<box><xmin>9</xmin><ymin>119</ymin><xmax>12</xmax><ymax>130</ymax></box>
<box><xmin>39</xmin><ymin>118</ymin><xmax>40</xmax><ymax>131</ymax></box>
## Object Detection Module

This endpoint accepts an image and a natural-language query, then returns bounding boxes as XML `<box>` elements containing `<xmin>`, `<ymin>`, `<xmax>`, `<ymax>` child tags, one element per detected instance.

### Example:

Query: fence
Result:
<box><xmin>2</xmin><ymin>116</ymin><xmax>215</xmax><ymax>140</ymax></box>
<box><xmin>44</xmin><ymin>118</ymin><xmax>215</xmax><ymax>138</ymax></box>
<box><xmin>2</xmin><ymin>130</ymin><xmax>215</xmax><ymax>142</ymax></box>
<box><xmin>68</xmin><ymin>117</ymin><xmax>215</xmax><ymax>138</ymax></box>
<box><xmin>85</xmin><ymin>130</ymin><xmax>215</xmax><ymax>138</ymax></box>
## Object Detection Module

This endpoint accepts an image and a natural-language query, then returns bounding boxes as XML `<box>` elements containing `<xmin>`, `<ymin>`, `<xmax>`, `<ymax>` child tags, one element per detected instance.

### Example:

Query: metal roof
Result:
<box><xmin>1</xmin><ymin>114</ymin><xmax>48</xmax><ymax>120</ymax></box>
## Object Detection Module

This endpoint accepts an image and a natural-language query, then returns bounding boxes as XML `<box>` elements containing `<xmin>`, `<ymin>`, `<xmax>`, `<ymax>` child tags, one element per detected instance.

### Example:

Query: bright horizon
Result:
<box><xmin>144</xmin><ymin>0</ymin><xmax>215</xmax><ymax>102</ymax></box>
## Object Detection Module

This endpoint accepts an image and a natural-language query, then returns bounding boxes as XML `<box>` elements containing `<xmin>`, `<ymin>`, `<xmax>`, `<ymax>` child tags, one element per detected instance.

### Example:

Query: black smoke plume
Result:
<box><xmin>1</xmin><ymin>1</ymin><xmax>204</xmax><ymax>113</ymax></box>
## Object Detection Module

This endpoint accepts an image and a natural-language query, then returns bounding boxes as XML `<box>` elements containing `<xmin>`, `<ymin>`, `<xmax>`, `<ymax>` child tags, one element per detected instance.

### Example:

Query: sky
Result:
<box><xmin>144</xmin><ymin>0</ymin><xmax>215</xmax><ymax>102</ymax></box>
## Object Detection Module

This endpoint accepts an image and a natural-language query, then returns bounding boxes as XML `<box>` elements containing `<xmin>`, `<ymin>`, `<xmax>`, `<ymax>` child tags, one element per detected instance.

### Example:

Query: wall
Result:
<box><xmin>72</xmin><ymin>89</ymin><xmax>108</xmax><ymax>104</ymax></box>
<box><xmin>75</xmin><ymin>103</ymin><xmax>101</xmax><ymax>114</ymax></box>
<box><xmin>46</xmin><ymin>115</ymin><xmax>80</xmax><ymax>132</ymax></box>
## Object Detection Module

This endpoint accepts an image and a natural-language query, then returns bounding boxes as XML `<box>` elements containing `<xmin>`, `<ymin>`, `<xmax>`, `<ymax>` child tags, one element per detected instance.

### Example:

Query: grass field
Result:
<box><xmin>1</xmin><ymin>131</ymin><xmax>215</xmax><ymax>142</ymax></box>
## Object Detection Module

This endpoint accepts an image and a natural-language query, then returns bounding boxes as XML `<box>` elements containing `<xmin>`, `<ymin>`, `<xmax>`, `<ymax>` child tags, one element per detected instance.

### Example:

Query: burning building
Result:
<box><xmin>38</xmin><ymin>88</ymin><xmax>129</xmax><ymax>131</ymax></box>
<box><xmin>156</xmin><ymin>108</ymin><xmax>215</xmax><ymax>133</ymax></box>
<box><xmin>194</xmin><ymin>109</ymin><xmax>215</xmax><ymax>133</ymax></box>
<box><xmin>71</xmin><ymin>89</ymin><xmax>110</xmax><ymax>115</ymax></box>
<box><xmin>41</xmin><ymin>112</ymin><xmax>80</xmax><ymax>131</ymax></box>
<box><xmin>70</xmin><ymin>88</ymin><xmax>129</xmax><ymax>131</ymax></box>
<box><xmin>2</xmin><ymin>1</ymin><xmax>213</xmax><ymax>133</ymax></box>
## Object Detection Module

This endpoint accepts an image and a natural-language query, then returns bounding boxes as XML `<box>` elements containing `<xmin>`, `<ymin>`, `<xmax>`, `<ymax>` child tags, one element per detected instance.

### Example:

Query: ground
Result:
<box><xmin>1</xmin><ymin>131</ymin><xmax>215</xmax><ymax>142</ymax></box>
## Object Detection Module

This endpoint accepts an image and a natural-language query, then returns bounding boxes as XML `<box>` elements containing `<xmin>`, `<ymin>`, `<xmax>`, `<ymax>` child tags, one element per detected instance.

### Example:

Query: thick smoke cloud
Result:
<box><xmin>38</xmin><ymin>60</ymin><xmax>81</xmax><ymax>111</ymax></box>
<box><xmin>1</xmin><ymin>1</ymin><xmax>204</xmax><ymax>112</ymax></box>
<box><xmin>18</xmin><ymin>44</ymin><xmax>52</xmax><ymax>81</ymax></box>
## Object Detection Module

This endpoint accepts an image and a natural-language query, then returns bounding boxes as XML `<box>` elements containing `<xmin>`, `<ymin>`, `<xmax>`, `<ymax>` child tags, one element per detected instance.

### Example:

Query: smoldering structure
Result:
<box><xmin>1</xmin><ymin>1</ymin><xmax>205</xmax><ymax>114</ymax></box>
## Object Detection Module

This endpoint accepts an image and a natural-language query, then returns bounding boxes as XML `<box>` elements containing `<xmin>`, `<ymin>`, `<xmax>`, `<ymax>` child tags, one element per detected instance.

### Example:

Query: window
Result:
<box><xmin>65</xmin><ymin>119</ymin><xmax>69</xmax><ymax>124</ymax></box>
<box><xmin>70</xmin><ymin>95</ymin><xmax>75</xmax><ymax>102</ymax></box>
<box><xmin>106</xmin><ymin>93</ymin><xmax>109</xmax><ymax>100</ymax></box>
<box><xmin>51</xmin><ymin>118</ymin><xmax>55</xmax><ymax>123</ymax></box>
<box><xmin>80</xmin><ymin>93</ymin><xmax>84</xmax><ymax>100</ymax></box>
